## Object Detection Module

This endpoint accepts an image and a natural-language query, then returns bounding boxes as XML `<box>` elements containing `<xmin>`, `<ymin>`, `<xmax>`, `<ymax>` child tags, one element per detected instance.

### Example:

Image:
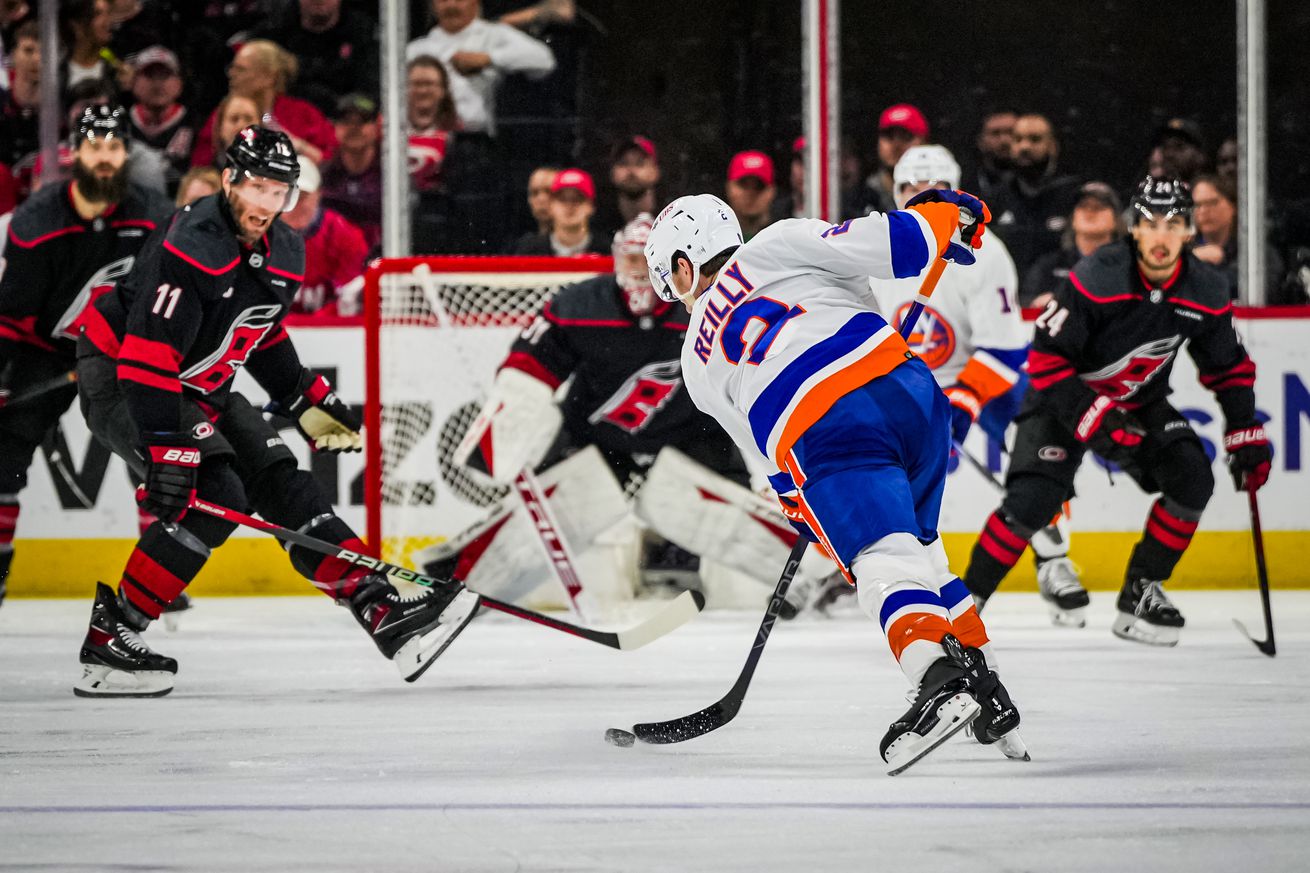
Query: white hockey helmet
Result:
<box><xmin>645</xmin><ymin>194</ymin><xmax>744</xmax><ymax>303</ymax></box>
<box><xmin>893</xmin><ymin>144</ymin><xmax>961</xmax><ymax>208</ymax></box>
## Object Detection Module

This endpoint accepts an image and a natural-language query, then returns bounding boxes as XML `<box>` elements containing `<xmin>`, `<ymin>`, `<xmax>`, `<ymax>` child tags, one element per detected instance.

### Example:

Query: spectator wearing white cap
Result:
<box><xmin>126</xmin><ymin>46</ymin><xmax>195</xmax><ymax>195</ymax></box>
<box><xmin>281</xmin><ymin>155</ymin><xmax>370</xmax><ymax>317</ymax></box>
<box><xmin>511</xmin><ymin>167</ymin><xmax>607</xmax><ymax>256</ymax></box>
<box><xmin>724</xmin><ymin>149</ymin><xmax>777</xmax><ymax>241</ymax></box>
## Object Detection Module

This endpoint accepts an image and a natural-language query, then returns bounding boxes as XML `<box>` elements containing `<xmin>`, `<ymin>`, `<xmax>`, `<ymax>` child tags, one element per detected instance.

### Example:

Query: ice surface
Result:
<box><xmin>2</xmin><ymin>591</ymin><xmax>1308</xmax><ymax>872</ymax></box>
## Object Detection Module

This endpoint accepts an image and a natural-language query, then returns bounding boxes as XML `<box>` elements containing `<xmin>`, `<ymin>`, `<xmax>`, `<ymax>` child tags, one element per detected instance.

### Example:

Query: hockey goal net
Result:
<box><xmin>363</xmin><ymin>256</ymin><xmax>612</xmax><ymax>569</ymax></box>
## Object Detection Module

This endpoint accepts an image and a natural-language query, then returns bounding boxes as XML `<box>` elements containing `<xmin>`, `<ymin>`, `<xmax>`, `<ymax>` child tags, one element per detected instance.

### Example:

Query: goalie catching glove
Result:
<box><xmin>139</xmin><ymin>431</ymin><xmax>201</xmax><ymax>523</ymax></box>
<box><xmin>272</xmin><ymin>371</ymin><xmax>363</xmax><ymax>453</ymax></box>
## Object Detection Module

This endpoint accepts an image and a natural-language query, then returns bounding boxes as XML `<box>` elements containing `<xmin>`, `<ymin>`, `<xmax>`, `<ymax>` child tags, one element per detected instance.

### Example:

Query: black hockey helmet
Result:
<box><xmin>73</xmin><ymin>103</ymin><xmax>129</xmax><ymax>147</ymax></box>
<box><xmin>224</xmin><ymin>125</ymin><xmax>301</xmax><ymax>211</ymax></box>
<box><xmin>1128</xmin><ymin>175</ymin><xmax>1193</xmax><ymax>225</ymax></box>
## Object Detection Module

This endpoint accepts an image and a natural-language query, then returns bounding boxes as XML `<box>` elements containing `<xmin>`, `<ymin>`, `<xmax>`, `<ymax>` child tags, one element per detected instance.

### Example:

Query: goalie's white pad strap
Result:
<box><xmin>413</xmin><ymin>446</ymin><xmax>627</xmax><ymax>602</ymax></box>
<box><xmin>453</xmin><ymin>367</ymin><xmax>562</xmax><ymax>485</ymax></box>
<box><xmin>634</xmin><ymin>447</ymin><xmax>800</xmax><ymax>585</ymax></box>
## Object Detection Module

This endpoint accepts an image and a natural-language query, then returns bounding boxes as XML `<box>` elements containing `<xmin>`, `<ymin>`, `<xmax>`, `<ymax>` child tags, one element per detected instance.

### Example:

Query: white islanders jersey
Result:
<box><xmin>679</xmin><ymin>212</ymin><xmax>940</xmax><ymax>487</ymax></box>
<box><xmin>869</xmin><ymin>233</ymin><xmax>1028</xmax><ymax>392</ymax></box>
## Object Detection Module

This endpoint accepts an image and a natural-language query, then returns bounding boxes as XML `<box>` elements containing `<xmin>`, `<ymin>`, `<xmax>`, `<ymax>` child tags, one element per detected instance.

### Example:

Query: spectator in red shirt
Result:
<box><xmin>407</xmin><ymin>54</ymin><xmax>457</xmax><ymax>194</ymax></box>
<box><xmin>320</xmin><ymin>93</ymin><xmax>382</xmax><ymax>250</ymax></box>
<box><xmin>201</xmin><ymin>94</ymin><xmax>262</xmax><ymax>170</ymax></box>
<box><xmin>190</xmin><ymin>39</ymin><xmax>337</xmax><ymax>167</ymax></box>
<box><xmin>281</xmin><ymin>155</ymin><xmax>369</xmax><ymax>317</ymax></box>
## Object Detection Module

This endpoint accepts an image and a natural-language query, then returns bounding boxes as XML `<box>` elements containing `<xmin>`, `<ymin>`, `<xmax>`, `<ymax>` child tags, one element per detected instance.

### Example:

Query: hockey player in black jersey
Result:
<box><xmin>963</xmin><ymin>177</ymin><xmax>1272</xmax><ymax>646</ymax></box>
<box><xmin>420</xmin><ymin>214</ymin><xmax>835</xmax><ymax>612</ymax></box>
<box><xmin>0</xmin><ymin>105</ymin><xmax>172</xmax><ymax>609</ymax></box>
<box><xmin>72</xmin><ymin>126</ymin><xmax>479</xmax><ymax>696</ymax></box>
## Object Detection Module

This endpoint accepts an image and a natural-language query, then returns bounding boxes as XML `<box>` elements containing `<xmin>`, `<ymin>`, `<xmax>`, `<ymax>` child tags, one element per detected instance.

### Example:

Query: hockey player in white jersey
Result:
<box><xmin>645</xmin><ymin>191</ymin><xmax>1027</xmax><ymax>774</ymax></box>
<box><xmin>870</xmin><ymin>145</ymin><xmax>1089</xmax><ymax>627</ymax></box>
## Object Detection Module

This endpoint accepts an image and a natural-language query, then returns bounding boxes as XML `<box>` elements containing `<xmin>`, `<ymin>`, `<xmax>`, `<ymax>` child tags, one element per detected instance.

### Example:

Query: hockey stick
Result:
<box><xmin>627</xmin><ymin>250</ymin><xmax>955</xmax><ymax>745</ymax></box>
<box><xmin>414</xmin><ymin>263</ymin><xmax>593</xmax><ymax>619</ymax></box>
<box><xmin>1233</xmin><ymin>482</ymin><xmax>1275</xmax><ymax>657</ymax></box>
<box><xmin>183</xmin><ymin>494</ymin><xmax>704</xmax><ymax>651</ymax></box>
<box><xmin>0</xmin><ymin>370</ymin><xmax>77</xmax><ymax>413</ymax></box>
<box><xmin>953</xmin><ymin>439</ymin><xmax>1005</xmax><ymax>493</ymax></box>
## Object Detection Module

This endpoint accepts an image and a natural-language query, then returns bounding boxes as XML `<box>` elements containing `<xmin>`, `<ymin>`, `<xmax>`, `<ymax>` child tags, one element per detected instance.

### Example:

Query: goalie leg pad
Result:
<box><xmin>415</xmin><ymin>446</ymin><xmax>628</xmax><ymax>602</ymax></box>
<box><xmin>634</xmin><ymin>447</ymin><xmax>796</xmax><ymax>585</ymax></box>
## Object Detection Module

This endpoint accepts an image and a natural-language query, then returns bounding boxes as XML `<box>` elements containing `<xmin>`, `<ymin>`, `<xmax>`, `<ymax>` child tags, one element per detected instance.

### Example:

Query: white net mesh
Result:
<box><xmin>367</xmin><ymin>258</ymin><xmax>610</xmax><ymax>568</ymax></box>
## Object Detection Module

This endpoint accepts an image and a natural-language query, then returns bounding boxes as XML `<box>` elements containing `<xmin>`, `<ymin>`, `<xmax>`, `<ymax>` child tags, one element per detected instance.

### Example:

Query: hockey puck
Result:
<box><xmin>604</xmin><ymin>727</ymin><xmax>636</xmax><ymax>748</ymax></box>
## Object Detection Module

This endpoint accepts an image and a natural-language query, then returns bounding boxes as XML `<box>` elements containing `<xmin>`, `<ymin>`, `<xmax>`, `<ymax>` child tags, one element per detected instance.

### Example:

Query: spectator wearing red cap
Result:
<box><xmin>725</xmin><ymin>150</ymin><xmax>777</xmax><ymax>241</ymax></box>
<box><xmin>512</xmin><ymin>168</ymin><xmax>607</xmax><ymax>256</ymax></box>
<box><xmin>281</xmin><ymin>155</ymin><xmax>370</xmax><ymax>317</ymax></box>
<box><xmin>126</xmin><ymin>46</ymin><xmax>195</xmax><ymax>196</ymax></box>
<box><xmin>599</xmin><ymin>134</ymin><xmax>660</xmax><ymax>238</ymax></box>
<box><xmin>860</xmin><ymin>103</ymin><xmax>929</xmax><ymax>215</ymax></box>
<box><xmin>987</xmin><ymin>112</ymin><xmax>1081</xmax><ymax>277</ymax></box>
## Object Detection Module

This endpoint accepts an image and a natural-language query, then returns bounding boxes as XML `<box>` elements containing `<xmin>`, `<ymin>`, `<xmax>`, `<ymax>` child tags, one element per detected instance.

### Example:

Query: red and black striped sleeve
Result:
<box><xmin>1188</xmin><ymin>310</ymin><xmax>1258</xmax><ymax>428</ymax></box>
<box><xmin>500</xmin><ymin>299</ymin><xmax>578</xmax><ymax>390</ymax></box>
<box><xmin>119</xmin><ymin>252</ymin><xmax>204</xmax><ymax>434</ymax></box>
<box><xmin>1026</xmin><ymin>276</ymin><xmax>1099</xmax><ymax>429</ymax></box>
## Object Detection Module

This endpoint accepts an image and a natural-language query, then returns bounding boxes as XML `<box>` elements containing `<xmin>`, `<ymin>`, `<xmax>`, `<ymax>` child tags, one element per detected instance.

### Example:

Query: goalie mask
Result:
<box><xmin>613</xmin><ymin>212</ymin><xmax>658</xmax><ymax>317</ymax></box>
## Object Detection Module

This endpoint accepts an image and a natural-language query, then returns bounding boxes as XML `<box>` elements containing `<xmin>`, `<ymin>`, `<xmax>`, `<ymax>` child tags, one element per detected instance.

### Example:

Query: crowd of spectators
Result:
<box><xmin>0</xmin><ymin>0</ymin><xmax>1306</xmax><ymax>319</ymax></box>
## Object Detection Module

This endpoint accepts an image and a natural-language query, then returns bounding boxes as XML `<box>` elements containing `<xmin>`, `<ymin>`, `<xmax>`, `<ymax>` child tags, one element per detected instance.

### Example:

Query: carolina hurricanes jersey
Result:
<box><xmin>81</xmin><ymin>193</ymin><xmax>308</xmax><ymax>434</ymax></box>
<box><xmin>680</xmin><ymin>212</ymin><xmax>942</xmax><ymax>485</ymax></box>
<box><xmin>868</xmin><ymin>232</ymin><xmax>1028</xmax><ymax>405</ymax></box>
<box><xmin>1026</xmin><ymin>239</ymin><xmax>1257</xmax><ymax>430</ymax></box>
<box><xmin>0</xmin><ymin>181</ymin><xmax>172</xmax><ymax>365</ymax></box>
<box><xmin>503</xmin><ymin>274</ymin><xmax>741</xmax><ymax>474</ymax></box>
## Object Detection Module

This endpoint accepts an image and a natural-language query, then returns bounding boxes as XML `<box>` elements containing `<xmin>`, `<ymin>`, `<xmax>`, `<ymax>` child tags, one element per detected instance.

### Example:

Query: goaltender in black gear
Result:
<box><xmin>963</xmin><ymin>177</ymin><xmax>1272</xmax><ymax>647</ymax></box>
<box><xmin>72</xmin><ymin>125</ymin><xmax>479</xmax><ymax>697</ymax></box>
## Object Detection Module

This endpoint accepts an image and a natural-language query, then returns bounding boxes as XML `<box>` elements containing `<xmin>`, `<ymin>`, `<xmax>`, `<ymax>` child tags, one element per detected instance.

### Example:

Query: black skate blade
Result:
<box><xmin>1232</xmin><ymin>619</ymin><xmax>1276</xmax><ymax>657</ymax></box>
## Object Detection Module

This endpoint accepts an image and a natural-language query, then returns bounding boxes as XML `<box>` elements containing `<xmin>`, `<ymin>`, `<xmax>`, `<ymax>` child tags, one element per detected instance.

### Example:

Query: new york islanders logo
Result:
<box><xmin>590</xmin><ymin>360</ymin><xmax>682</xmax><ymax>433</ymax></box>
<box><xmin>894</xmin><ymin>302</ymin><xmax>956</xmax><ymax>369</ymax></box>
<box><xmin>1082</xmin><ymin>336</ymin><xmax>1181</xmax><ymax>400</ymax></box>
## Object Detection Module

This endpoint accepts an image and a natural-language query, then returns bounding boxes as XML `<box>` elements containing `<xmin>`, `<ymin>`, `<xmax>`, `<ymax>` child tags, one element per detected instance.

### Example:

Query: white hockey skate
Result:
<box><xmin>1112</xmin><ymin>577</ymin><xmax>1184</xmax><ymax>647</ymax></box>
<box><xmin>1036</xmin><ymin>558</ymin><xmax>1089</xmax><ymax>628</ymax></box>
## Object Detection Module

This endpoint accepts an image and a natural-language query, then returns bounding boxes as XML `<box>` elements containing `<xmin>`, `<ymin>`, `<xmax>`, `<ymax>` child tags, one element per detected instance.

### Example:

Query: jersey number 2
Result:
<box><xmin>720</xmin><ymin>298</ymin><xmax>805</xmax><ymax>365</ymax></box>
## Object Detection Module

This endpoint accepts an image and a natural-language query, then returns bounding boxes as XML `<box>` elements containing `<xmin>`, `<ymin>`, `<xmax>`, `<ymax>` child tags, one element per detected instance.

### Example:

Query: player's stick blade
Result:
<box><xmin>632</xmin><ymin>700</ymin><xmax>737</xmax><ymax>745</ymax></box>
<box><xmin>1232</xmin><ymin>618</ymin><xmax>1276</xmax><ymax>657</ymax></box>
<box><xmin>615</xmin><ymin>590</ymin><xmax>705</xmax><ymax>650</ymax></box>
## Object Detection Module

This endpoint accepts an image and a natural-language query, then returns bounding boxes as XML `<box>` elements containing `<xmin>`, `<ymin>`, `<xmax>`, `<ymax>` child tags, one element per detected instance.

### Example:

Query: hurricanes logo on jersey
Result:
<box><xmin>894</xmin><ymin>302</ymin><xmax>956</xmax><ymax>369</ymax></box>
<box><xmin>1081</xmin><ymin>336</ymin><xmax>1181</xmax><ymax>400</ymax></box>
<box><xmin>590</xmin><ymin>360</ymin><xmax>682</xmax><ymax>433</ymax></box>
<box><xmin>179</xmin><ymin>304</ymin><xmax>282</xmax><ymax>393</ymax></box>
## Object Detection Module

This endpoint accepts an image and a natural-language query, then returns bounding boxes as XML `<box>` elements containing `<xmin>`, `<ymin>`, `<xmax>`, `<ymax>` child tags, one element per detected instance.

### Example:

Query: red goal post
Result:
<box><xmin>363</xmin><ymin>255</ymin><xmax>613</xmax><ymax>566</ymax></box>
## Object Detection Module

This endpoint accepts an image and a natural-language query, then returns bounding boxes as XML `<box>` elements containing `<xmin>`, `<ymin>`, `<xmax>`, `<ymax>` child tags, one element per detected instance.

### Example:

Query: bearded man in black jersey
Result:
<box><xmin>0</xmin><ymin>105</ymin><xmax>171</xmax><ymax>610</ymax></box>
<box><xmin>72</xmin><ymin>126</ymin><xmax>479</xmax><ymax>697</ymax></box>
<box><xmin>963</xmin><ymin>177</ymin><xmax>1271</xmax><ymax>646</ymax></box>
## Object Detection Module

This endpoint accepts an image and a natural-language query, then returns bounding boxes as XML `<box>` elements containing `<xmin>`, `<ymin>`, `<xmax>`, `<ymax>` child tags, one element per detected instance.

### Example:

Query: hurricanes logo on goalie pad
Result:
<box><xmin>1081</xmin><ymin>336</ymin><xmax>1180</xmax><ymax>401</ymax></box>
<box><xmin>589</xmin><ymin>360</ymin><xmax>682</xmax><ymax>433</ymax></box>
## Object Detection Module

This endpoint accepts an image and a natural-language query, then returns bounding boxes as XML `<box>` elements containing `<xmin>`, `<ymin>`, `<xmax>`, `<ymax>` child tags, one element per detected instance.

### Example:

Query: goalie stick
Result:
<box><xmin>413</xmin><ymin>263</ymin><xmax>595</xmax><ymax>620</ymax></box>
<box><xmin>627</xmin><ymin>246</ymin><xmax>955</xmax><ymax>745</ymax></box>
<box><xmin>182</xmin><ymin>494</ymin><xmax>704</xmax><ymax>651</ymax></box>
<box><xmin>1233</xmin><ymin>482</ymin><xmax>1276</xmax><ymax>657</ymax></box>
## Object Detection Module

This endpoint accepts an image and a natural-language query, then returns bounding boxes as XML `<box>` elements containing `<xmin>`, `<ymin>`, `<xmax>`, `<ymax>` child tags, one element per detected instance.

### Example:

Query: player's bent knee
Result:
<box><xmin>850</xmin><ymin>532</ymin><xmax>938</xmax><ymax>621</ymax></box>
<box><xmin>1163</xmin><ymin>444</ymin><xmax>1214</xmax><ymax>512</ymax></box>
<box><xmin>245</xmin><ymin>459</ymin><xmax>332</xmax><ymax>530</ymax></box>
<box><xmin>1000</xmin><ymin>474</ymin><xmax>1068</xmax><ymax>533</ymax></box>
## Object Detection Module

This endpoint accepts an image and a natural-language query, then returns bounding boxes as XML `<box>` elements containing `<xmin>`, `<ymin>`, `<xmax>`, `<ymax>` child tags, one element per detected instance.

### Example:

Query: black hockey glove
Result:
<box><xmin>1223</xmin><ymin>423</ymin><xmax>1272</xmax><ymax>492</ymax></box>
<box><xmin>140</xmin><ymin>431</ymin><xmax>201</xmax><ymax>523</ymax></box>
<box><xmin>274</xmin><ymin>370</ymin><xmax>363</xmax><ymax>453</ymax></box>
<box><xmin>1074</xmin><ymin>396</ymin><xmax>1145</xmax><ymax>464</ymax></box>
